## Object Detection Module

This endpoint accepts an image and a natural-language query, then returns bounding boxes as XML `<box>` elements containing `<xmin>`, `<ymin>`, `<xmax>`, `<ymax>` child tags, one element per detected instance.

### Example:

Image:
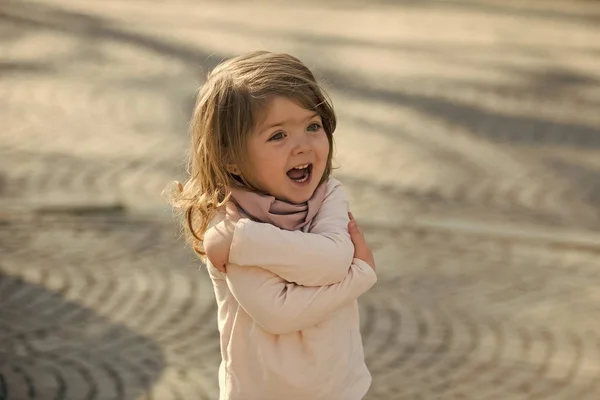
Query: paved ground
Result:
<box><xmin>1</xmin><ymin>0</ymin><xmax>600</xmax><ymax>399</ymax></box>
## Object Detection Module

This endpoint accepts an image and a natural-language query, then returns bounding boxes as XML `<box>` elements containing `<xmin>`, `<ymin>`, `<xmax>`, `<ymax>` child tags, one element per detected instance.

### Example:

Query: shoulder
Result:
<box><xmin>324</xmin><ymin>176</ymin><xmax>348</xmax><ymax>201</ymax></box>
<box><xmin>313</xmin><ymin>177</ymin><xmax>350</xmax><ymax>217</ymax></box>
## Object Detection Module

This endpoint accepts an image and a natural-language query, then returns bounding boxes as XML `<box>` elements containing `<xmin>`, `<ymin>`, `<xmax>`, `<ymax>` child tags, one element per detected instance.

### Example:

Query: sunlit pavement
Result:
<box><xmin>1</xmin><ymin>1</ymin><xmax>600</xmax><ymax>398</ymax></box>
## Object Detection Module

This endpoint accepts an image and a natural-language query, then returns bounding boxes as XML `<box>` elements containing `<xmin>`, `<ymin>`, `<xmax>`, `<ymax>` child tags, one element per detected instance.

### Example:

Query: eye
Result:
<box><xmin>268</xmin><ymin>131</ymin><xmax>286</xmax><ymax>142</ymax></box>
<box><xmin>307</xmin><ymin>123</ymin><xmax>322</xmax><ymax>132</ymax></box>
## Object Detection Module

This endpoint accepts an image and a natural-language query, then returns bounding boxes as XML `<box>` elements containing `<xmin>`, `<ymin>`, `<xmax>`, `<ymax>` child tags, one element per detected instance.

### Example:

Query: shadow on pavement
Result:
<box><xmin>0</xmin><ymin>0</ymin><xmax>229</xmax><ymax>75</ymax></box>
<box><xmin>0</xmin><ymin>272</ymin><xmax>165</xmax><ymax>400</ymax></box>
<box><xmin>2</xmin><ymin>0</ymin><xmax>599</xmax><ymax>150</ymax></box>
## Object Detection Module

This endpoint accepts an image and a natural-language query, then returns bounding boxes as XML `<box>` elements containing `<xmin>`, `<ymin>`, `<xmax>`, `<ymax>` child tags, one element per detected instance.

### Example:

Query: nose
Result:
<box><xmin>292</xmin><ymin>131</ymin><xmax>312</xmax><ymax>156</ymax></box>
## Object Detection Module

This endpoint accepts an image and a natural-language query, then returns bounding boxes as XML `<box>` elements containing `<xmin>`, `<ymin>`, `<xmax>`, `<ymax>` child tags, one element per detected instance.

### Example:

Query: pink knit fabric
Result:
<box><xmin>229</xmin><ymin>183</ymin><xmax>327</xmax><ymax>231</ymax></box>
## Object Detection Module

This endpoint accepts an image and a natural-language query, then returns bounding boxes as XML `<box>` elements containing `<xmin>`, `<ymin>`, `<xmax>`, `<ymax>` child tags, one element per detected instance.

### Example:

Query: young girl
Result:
<box><xmin>171</xmin><ymin>51</ymin><xmax>377</xmax><ymax>400</ymax></box>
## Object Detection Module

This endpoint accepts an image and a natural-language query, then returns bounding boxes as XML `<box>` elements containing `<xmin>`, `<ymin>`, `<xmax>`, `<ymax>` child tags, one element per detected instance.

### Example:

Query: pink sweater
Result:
<box><xmin>206</xmin><ymin>178</ymin><xmax>377</xmax><ymax>400</ymax></box>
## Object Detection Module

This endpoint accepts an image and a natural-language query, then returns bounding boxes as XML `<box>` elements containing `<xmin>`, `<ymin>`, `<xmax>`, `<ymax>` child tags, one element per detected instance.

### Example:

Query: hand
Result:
<box><xmin>348</xmin><ymin>212</ymin><xmax>376</xmax><ymax>271</ymax></box>
<box><xmin>204</xmin><ymin>202</ymin><xmax>240</xmax><ymax>272</ymax></box>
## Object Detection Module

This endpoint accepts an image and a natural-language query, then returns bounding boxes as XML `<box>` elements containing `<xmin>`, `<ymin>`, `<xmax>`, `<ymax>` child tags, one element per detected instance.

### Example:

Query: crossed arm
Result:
<box><xmin>227</xmin><ymin>179</ymin><xmax>356</xmax><ymax>286</ymax></box>
<box><xmin>205</xmin><ymin>179</ymin><xmax>377</xmax><ymax>335</ymax></box>
<box><xmin>224</xmin><ymin>257</ymin><xmax>376</xmax><ymax>335</ymax></box>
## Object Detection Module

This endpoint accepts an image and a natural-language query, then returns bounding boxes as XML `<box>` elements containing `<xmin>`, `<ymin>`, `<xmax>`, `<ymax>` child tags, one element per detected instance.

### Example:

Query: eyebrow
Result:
<box><xmin>260</xmin><ymin>112</ymin><xmax>320</xmax><ymax>135</ymax></box>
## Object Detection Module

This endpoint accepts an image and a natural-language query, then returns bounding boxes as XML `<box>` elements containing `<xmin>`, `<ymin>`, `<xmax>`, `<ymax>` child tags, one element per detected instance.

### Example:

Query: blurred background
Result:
<box><xmin>1</xmin><ymin>0</ymin><xmax>600</xmax><ymax>399</ymax></box>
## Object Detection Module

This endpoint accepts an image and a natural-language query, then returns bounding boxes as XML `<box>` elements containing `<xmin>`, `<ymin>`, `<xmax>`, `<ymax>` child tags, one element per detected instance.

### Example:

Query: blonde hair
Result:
<box><xmin>169</xmin><ymin>51</ymin><xmax>337</xmax><ymax>256</ymax></box>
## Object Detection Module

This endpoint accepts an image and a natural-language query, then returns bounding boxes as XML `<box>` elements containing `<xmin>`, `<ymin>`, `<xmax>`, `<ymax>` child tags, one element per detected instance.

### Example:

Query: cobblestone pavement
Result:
<box><xmin>1</xmin><ymin>0</ymin><xmax>600</xmax><ymax>399</ymax></box>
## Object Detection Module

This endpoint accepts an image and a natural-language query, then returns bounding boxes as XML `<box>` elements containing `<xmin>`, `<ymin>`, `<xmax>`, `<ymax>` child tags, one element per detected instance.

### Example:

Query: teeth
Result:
<box><xmin>293</xmin><ymin>164</ymin><xmax>309</xmax><ymax>170</ymax></box>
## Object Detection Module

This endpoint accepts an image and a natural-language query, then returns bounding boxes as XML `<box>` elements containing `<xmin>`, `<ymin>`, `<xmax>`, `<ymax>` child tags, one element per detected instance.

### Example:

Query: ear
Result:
<box><xmin>226</xmin><ymin>164</ymin><xmax>241</xmax><ymax>175</ymax></box>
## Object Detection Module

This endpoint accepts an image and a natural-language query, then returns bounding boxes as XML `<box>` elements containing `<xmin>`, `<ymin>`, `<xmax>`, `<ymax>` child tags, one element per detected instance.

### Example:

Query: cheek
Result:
<box><xmin>244</xmin><ymin>144</ymin><xmax>269</xmax><ymax>183</ymax></box>
<box><xmin>246</xmin><ymin>148</ymin><xmax>285</xmax><ymax>182</ymax></box>
<box><xmin>314</xmin><ymin>133</ymin><xmax>331</xmax><ymax>159</ymax></box>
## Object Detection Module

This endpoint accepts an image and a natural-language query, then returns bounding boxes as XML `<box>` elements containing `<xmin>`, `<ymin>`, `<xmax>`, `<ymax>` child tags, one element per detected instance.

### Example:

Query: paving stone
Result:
<box><xmin>1</xmin><ymin>0</ymin><xmax>600</xmax><ymax>399</ymax></box>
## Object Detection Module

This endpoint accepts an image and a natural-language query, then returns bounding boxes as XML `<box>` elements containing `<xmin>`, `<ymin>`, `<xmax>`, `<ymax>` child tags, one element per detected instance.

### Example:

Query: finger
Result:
<box><xmin>348</xmin><ymin>220</ymin><xmax>363</xmax><ymax>236</ymax></box>
<box><xmin>348</xmin><ymin>220</ymin><xmax>357</xmax><ymax>231</ymax></box>
<box><xmin>349</xmin><ymin>213</ymin><xmax>363</xmax><ymax>234</ymax></box>
<box><xmin>216</xmin><ymin>264</ymin><xmax>227</xmax><ymax>273</ymax></box>
<box><xmin>212</xmin><ymin>258</ymin><xmax>226</xmax><ymax>272</ymax></box>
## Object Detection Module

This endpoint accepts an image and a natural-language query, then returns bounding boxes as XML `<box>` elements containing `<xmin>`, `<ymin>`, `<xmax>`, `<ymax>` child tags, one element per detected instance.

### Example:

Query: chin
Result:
<box><xmin>290</xmin><ymin>185</ymin><xmax>321</xmax><ymax>204</ymax></box>
<box><xmin>279</xmin><ymin>192</ymin><xmax>306</xmax><ymax>204</ymax></box>
<box><xmin>293</xmin><ymin>194</ymin><xmax>313</xmax><ymax>204</ymax></box>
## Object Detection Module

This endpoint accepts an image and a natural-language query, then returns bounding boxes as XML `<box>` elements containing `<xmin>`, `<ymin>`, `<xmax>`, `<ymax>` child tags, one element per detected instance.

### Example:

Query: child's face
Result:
<box><xmin>244</xmin><ymin>96</ymin><xmax>330</xmax><ymax>204</ymax></box>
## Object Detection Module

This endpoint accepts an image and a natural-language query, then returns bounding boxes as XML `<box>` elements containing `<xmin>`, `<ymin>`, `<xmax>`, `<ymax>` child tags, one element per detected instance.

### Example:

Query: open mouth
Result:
<box><xmin>286</xmin><ymin>163</ymin><xmax>313</xmax><ymax>184</ymax></box>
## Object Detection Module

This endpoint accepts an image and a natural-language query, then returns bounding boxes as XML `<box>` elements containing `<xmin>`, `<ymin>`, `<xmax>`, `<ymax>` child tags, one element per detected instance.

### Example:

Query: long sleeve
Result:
<box><xmin>228</xmin><ymin>178</ymin><xmax>354</xmax><ymax>286</ymax></box>
<box><xmin>225</xmin><ymin>258</ymin><xmax>377</xmax><ymax>335</ymax></box>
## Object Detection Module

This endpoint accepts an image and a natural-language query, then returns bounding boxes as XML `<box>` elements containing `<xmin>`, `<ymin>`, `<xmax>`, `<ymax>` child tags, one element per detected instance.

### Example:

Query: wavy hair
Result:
<box><xmin>168</xmin><ymin>51</ymin><xmax>337</xmax><ymax>256</ymax></box>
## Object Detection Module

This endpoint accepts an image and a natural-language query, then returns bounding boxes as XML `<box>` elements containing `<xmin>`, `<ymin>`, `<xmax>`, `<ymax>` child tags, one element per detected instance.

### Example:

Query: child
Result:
<box><xmin>170</xmin><ymin>51</ymin><xmax>377</xmax><ymax>400</ymax></box>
